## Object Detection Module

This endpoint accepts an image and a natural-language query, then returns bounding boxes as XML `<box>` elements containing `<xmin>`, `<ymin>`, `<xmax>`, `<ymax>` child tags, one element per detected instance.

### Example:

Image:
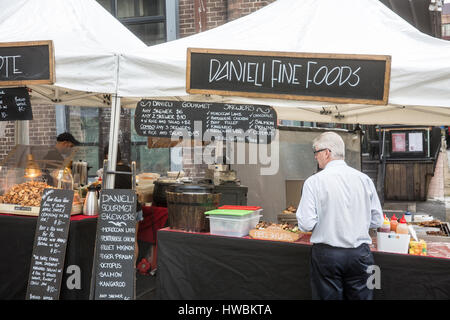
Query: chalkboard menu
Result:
<box><xmin>135</xmin><ymin>100</ymin><xmax>277</xmax><ymax>144</ymax></box>
<box><xmin>92</xmin><ymin>189</ymin><xmax>137</xmax><ymax>300</ymax></box>
<box><xmin>187</xmin><ymin>48</ymin><xmax>391</xmax><ymax>105</ymax></box>
<box><xmin>0</xmin><ymin>41</ymin><xmax>55</xmax><ymax>86</ymax></box>
<box><xmin>0</xmin><ymin>87</ymin><xmax>33</xmax><ymax>121</ymax></box>
<box><xmin>26</xmin><ymin>189</ymin><xmax>74</xmax><ymax>300</ymax></box>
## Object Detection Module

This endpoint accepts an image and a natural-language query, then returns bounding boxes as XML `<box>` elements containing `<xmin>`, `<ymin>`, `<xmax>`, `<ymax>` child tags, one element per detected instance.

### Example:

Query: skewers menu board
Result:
<box><xmin>26</xmin><ymin>189</ymin><xmax>74</xmax><ymax>300</ymax></box>
<box><xmin>135</xmin><ymin>100</ymin><xmax>277</xmax><ymax>144</ymax></box>
<box><xmin>91</xmin><ymin>189</ymin><xmax>137</xmax><ymax>300</ymax></box>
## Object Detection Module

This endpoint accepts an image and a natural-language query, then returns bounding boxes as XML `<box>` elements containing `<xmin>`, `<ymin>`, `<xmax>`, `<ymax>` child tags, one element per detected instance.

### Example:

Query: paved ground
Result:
<box><xmin>136</xmin><ymin>272</ymin><xmax>157</xmax><ymax>300</ymax></box>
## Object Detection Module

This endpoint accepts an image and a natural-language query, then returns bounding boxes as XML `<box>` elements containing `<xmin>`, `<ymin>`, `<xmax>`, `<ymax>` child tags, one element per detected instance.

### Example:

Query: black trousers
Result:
<box><xmin>310</xmin><ymin>243</ymin><xmax>374</xmax><ymax>300</ymax></box>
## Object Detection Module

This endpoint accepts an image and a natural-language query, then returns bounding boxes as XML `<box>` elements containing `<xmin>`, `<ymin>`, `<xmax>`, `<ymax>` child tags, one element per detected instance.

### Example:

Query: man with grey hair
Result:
<box><xmin>296</xmin><ymin>131</ymin><xmax>383</xmax><ymax>300</ymax></box>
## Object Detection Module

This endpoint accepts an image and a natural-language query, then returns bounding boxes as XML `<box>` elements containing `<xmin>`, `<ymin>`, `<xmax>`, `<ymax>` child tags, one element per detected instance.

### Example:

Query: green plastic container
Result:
<box><xmin>204</xmin><ymin>209</ymin><xmax>255</xmax><ymax>219</ymax></box>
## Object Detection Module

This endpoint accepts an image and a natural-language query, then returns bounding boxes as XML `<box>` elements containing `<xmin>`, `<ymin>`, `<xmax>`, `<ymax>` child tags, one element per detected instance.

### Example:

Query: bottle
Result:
<box><xmin>396</xmin><ymin>215</ymin><xmax>409</xmax><ymax>234</ymax></box>
<box><xmin>379</xmin><ymin>215</ymin><xmax>391</xmax><ymax>233</ymax></box>
<box><xmin>390</xmin><ymin>214</ymin><xmax>398</xmax><ymax>232</ymax></box>
<box><xmin>404</xmin><ymin>211</ymin><xmax>412</xmax><ymax>223</ymax></box>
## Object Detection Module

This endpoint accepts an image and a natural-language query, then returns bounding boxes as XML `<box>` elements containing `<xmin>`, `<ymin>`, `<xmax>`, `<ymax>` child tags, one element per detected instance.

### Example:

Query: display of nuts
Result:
<box><xmin>0</xmin><ymin>181</ymin><xmax>54</xmax><ymax>207</ymax></box>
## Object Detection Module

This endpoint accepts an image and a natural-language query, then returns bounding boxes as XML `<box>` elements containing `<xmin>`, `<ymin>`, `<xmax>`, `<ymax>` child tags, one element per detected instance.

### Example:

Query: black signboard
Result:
<box><xmin>0</xmin><ymin>87</ymin><xmax>33</xmax><ymax>121</ymax></box>
<box><xmin>92</xmin><ymin>189</ymin><xmax>137</xmax><ymax>300</ymax></box>
<box><xmin>187</xmin><ymin>48</ymin><xmax>391</xmax><ymax>105</ymax></box>
<box><xmin>26</xmin><ymin>189</ymin><xmax>74</xmax><ymax>300</ymax></box>
<box><xmin>0</xmin><ymin>40</ymin><xmax>55</xmax><ymax>86</ymax></box>
<box><xmin>135</xmin><ymin>100</ymin><xmax>277</xmax><ymax>144</ymax></box>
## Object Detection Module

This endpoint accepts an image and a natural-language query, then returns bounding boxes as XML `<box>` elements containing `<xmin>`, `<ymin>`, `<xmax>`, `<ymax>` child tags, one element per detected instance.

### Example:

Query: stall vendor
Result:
<box><xmin>42</xmin><ymin>132</ymin><xmax>80</xmax><ymax>185</ymax></box>
<box><xmin>44</xmin><ymin>132</ymin><xmax>80</xmax><ymax>164</ymax></box>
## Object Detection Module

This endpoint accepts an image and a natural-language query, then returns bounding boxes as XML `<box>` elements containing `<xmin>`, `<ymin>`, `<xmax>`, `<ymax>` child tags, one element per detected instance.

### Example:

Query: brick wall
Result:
<box><xmin>29</xmin><ymin>104</ymin><xmax>57</xmax><ymax>146</ymax></box>
<box><xmin>0</xmin><ymin>122</ymin><xmax>16</xmax><ymax>164</ymax></box>
<box><xmin>179</xmin><ymin>0</ymin><xmax>275</xmax><ymax>37</ymax></box>
<box><xmin>228</xmin><ymin>0</ymin><xmax>275</xmax><ymax>21</ymax></box>
<box><xmin>0</xmin><ymin>104</ymin><xmax>57</xmax><ymax>164</ymax></box>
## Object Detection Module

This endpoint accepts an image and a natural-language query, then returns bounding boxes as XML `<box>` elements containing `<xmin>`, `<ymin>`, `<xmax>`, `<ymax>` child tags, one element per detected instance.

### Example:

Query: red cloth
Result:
<box><xmin>138</xmin><ymin>205</ymin><xmax>168</xmax><ymax>243</ymax></box>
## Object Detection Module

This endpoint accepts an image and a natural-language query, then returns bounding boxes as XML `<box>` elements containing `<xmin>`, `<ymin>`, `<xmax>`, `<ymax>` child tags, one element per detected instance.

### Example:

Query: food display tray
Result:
<box><xmin>0</xmin><ymin>203</ymin><xmax>82</xmax><ymax>217</ymax></box>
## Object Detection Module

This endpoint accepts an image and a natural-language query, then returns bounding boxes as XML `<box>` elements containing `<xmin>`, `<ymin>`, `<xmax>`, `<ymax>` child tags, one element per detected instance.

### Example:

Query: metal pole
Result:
<box><xmin>105</xmin><ymin>54</ymin><xmax>121</xmax><ymax>189</ymax></box>
<box><xmin>15</xmin><ymin>120</ymin><xmax>30</xmax><ymax>145</ymax></box>
<box><xmin>105</xmin><ymin>95</ymin><xmax>121</xmax><ymax>189</ymax></box>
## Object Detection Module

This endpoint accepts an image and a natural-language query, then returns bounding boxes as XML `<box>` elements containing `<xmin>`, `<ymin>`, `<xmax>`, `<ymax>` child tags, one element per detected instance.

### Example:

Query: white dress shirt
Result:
<box><xmin>296</xmin><ymin>160</ymin><xmax>383</xmax><ymax>248</ymax></box>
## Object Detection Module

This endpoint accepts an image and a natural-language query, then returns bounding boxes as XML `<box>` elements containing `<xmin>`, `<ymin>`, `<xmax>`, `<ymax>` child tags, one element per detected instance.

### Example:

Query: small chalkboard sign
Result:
<box><xmin>135</xmin><ymin>100</ymin><xmax>277</xmax><ymax>144</ymax></box>
<box><xmin>91</xmin><ymin>189</ymin><xmax>137</xmax><ymax>300</ymax></box>
<box><xmin>0</xmin><ymin>40</ymin><xmax>55</xmax><ymax>86</ymax></box>
<box><xmin>0</xmin><ymin>87</ymin><xmax>33</xmax><ymax>121</ymax></box>
<box><xmin>26</xmin><ymin>188</ymin><xmax>74</xmax><ymax>300</ymax></box>
<box><xmin>187</xmin><ymin>48</ymin><xmax>391</xmax><ymax>105</ymax></box>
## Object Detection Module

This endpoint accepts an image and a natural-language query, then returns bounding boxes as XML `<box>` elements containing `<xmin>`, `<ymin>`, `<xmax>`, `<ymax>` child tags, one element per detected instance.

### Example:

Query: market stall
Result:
<box><xmin>113</xmin><ymin>0</ymin><xmax>450</xmax><ymax>301</ymax></box>
<box><xmin>156</xmin><ymin>228</ymin><xmax>450</xmax><ymax>300</ymax></box>
<box><xmin>1</xmin><ymin>0</ymin><xmax>450</xmax><ymax>301</ymax></box>
<box><xmin>0</xmin><ymin>0</ymin><xmax>147</xmax><ymax>300</ymax></box>
<box><xmin>0</xmin><ymin>214</ymin><xmax>97</xmax><ymax>300</ymax></box>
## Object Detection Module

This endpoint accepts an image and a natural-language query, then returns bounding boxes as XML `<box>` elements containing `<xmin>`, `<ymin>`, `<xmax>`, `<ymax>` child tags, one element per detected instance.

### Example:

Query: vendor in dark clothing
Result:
<box><xmin>103</xmin><ymin>145</ymin><xmax>132</xmax><ymax>189</ymax></box>
<box><xmin>44</xmin><ymin>132</ymin><xmax>80</xmax><ymax>164</ymax></box>
<box><xmin>43</xmin><ymin>132</ymin><xmax>80</xmax><ymax>185</ymax></box>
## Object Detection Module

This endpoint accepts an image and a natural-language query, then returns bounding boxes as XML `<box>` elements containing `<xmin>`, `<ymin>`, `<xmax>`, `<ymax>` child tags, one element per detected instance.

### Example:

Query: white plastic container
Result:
<box><xmin>208</xmin><ymin>215</ymin><xmax>262</xmax><ymax>237</ymax></box>
<box><xmin>377</xmin><ymin>232</ymin><xmax>411</xmax><ymax>254</ymax></box>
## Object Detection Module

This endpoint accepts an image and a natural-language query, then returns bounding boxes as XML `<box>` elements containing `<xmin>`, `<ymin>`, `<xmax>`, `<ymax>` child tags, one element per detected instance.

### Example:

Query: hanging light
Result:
<box><xmin>24</xmin><ymin>154</ymin><xmax>42</xmax><ymax>179</ymax></box>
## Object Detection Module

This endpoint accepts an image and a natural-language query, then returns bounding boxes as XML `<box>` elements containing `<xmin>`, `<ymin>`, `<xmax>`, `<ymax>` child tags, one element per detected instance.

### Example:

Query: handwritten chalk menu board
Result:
<box><xmin>92</xmin><ymin>189</ymin><xmax>137</xmax><ymax>300</ymax></box>
<box><xmin>135</xmin><ymin>100</ymin><xmax>277</xmax><ymax>144</ymax></box>
<box><xmin>0</xmin><ymin>41</ymin><xmax>55</xmax><ymax>86</ymax></box>
<box><xmin>26</xmin><ymin>189</ymin><xmax>74</xmax><ymax>300</ymax></box>
<box><xmin>0</xmin><ymin>87</ymin><xmax>33</xmax><ymax>121</ymax></box>
<box><xmin>187</xmin><ymin>48</ymin><xmax>391</xmax><ymax>105</ymax></box>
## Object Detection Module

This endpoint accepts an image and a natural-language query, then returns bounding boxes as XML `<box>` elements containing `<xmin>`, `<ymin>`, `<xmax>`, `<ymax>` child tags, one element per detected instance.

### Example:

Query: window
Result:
<box><xmin>57</xmin><ymin>106</ymin><xmax>101</xmax><ymax>178</ymax></box>
<box><xmin>130</xmin><ymin>109</ymin><xmax>171</xmax><ymax>174</ymax></box>
<box><xmin>442</xmin><ymin>23</ymin><xmax>450</xmax><ymax>37</ymax></box>
<box><xmin>97</xmin><ymin>0</ymin><xmax>177</xmax><ymax>45</ymax></box>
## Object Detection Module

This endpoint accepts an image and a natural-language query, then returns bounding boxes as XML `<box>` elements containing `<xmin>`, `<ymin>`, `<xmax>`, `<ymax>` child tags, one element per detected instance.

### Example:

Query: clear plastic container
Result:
<box><xmin>208</xmin><ymin>214</ymin><xmax>262</xmax><ymax>237</ymax></box>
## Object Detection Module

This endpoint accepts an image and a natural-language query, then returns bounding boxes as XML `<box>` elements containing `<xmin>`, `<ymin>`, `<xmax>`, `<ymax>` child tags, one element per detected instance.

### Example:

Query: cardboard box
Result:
<box><xmin>377</xmin><ymin>232</ymin><xmax>410</xmax><ymax>254</ymax></box>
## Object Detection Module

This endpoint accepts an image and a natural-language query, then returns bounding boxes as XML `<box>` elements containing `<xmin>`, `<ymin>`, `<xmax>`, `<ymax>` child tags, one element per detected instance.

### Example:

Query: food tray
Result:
<box><xmin>0</xmin><ymin>202</ymin><xmax>82</xmax><ymax>217</ymax></box>
<box><xmin>249</xmin><ymin>227</ymin><xmax>301</xmax><ymax>242</ymax></box>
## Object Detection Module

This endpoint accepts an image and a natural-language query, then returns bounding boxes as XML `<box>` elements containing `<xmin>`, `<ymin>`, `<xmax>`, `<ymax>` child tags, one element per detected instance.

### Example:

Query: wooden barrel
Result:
<box><xmin>166</xmin><ymin>184</ymin><xmax>220</xmax><ymax>232</ymax></box>
<box><xmin>152</xmin><ymin>179</ymin><xmax>182</xmax><ymax>207</ymax></box>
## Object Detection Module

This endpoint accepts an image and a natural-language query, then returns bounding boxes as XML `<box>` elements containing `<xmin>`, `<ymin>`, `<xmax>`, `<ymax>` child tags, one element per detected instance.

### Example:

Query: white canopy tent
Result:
<box><xmin>118</xmin><ymin>0</ymin><xmax>450</xmax><ymax>125</ymax></box>
<box><xmin>0</xmin><ymin>0</ymin><xmax>147</xmax><ymax>187</ymax></box>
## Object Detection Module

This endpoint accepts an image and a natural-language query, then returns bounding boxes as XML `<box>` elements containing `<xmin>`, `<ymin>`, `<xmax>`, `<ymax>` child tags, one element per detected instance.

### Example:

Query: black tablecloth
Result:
<box><xmin>156</xmin><ymin>229</ymin><xmax>450</xmax><ymax>300</ymax></box>
<box><xmin>0</xmin><ymin>215</ymin><xmax>97</xmax><ymax>300</ymax></box>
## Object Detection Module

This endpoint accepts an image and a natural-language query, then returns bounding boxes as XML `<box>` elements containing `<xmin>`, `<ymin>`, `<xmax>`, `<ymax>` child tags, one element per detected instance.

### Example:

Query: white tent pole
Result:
<box><xmin>106</xmin><ymin>95</ymin><xmax>121</xmax><ymax>189</ymax></box>
<box><xmin>15</xmin><ymin>120</ymin><xmax>30</xmax><ymax>145</ymax></box>
<box><xmin>105</xmin><ymin>54</ymin><xmax>121</xmax><ymax>189</ymax></box>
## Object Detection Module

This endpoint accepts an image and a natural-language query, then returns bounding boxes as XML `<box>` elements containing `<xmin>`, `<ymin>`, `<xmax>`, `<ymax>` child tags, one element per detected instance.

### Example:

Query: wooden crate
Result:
<box><xmin>384</xmin><ymin>161</ymin><xmax>434</xmax><ymax>201</ymax></box>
